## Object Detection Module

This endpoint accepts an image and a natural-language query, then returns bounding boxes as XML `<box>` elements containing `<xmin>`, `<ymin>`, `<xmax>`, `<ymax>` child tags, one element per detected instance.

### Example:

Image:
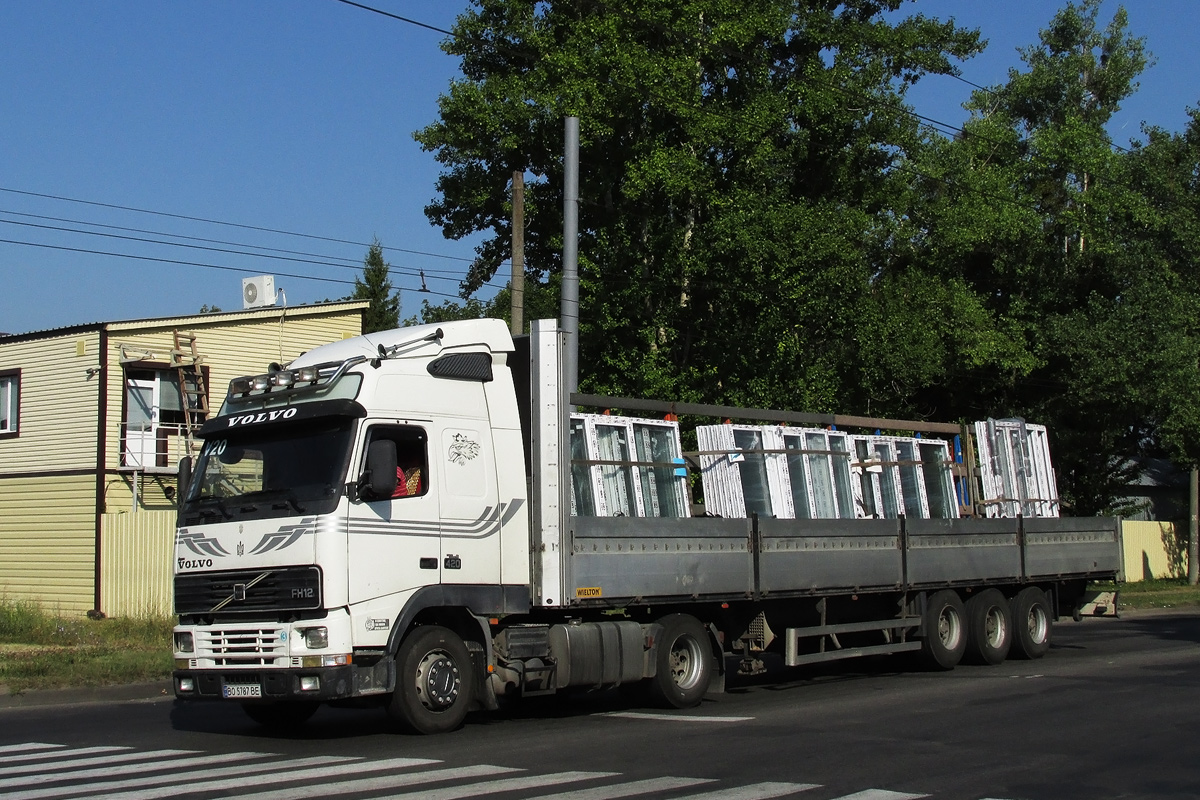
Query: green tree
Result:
<box><xmin>353</xmin><ymin>239</ymin><xmax>400</xmax><ymax>333</ymax></box>
<box><xmin>896</xmin><ymin>0</ymin><xmax>1200</xmax><ymax>514</ymax></box>
<box><xmin>416</xmin><ymin>0</ymin><xmax>980</xmax><ymax>408</ymax></box>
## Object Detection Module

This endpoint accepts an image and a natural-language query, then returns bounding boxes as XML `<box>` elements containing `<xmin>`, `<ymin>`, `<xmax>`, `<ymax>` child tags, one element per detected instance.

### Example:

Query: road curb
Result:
<box><xmin>0</xmin><ymin>680</ymin><xmax>173</xmax><ymax>711</ymax></box>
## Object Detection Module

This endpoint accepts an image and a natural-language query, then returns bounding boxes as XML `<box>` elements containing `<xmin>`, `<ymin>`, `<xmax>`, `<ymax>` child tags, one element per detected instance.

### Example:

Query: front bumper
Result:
<box><xmin>174</xmin><ymin>665</ymin><xmax>357</xmax><ymax>702</ymax></box>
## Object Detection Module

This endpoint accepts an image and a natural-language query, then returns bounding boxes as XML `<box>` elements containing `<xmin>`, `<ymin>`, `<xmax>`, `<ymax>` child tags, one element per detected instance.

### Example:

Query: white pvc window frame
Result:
<box><xmin>0</xmin><ymin>370</ymin><xmax>18</xmax><ymax>436</ymax></box>
<box><xmin>570</xmin><ymin>413</ymin><xmax>689</xmax><ymax>518</ymax></box>
<box><xmin>850</xmin><ymin>436</ymin><xmax>905</xmax><ymax>519</ymax></box>
<box><xmin>697</xmin><ymin>424</ymin><xmax>791</xmax><ymax>519</ymax></box>
<box><xmin>974</xmin><ymin>419</ymin><xmax>1059</xmax><ymax>518</ymax></box>
<box><xmin>700</xmin><ymin>425</ymin><xmax>959</xmax><ymax>520</ymax></box>
<box><xmin>918</xmin><ymin>439</ymin><xmax>960</xmax><ymax>519</ymax></box>
<box><xmin>779</xmin><ymin>427</ymin><xmax>857</xmax><ymax>519</ymax></box>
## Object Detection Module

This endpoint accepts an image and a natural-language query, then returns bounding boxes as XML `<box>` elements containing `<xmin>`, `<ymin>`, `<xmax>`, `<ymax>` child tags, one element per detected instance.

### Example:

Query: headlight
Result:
<box><xmin>174</xmin><ymin>631</ymin><xmax>194</xmax><ymax>653</ymax></box>
<box><xmin>303</xmin><ymin>627</ymin><xmax>329</xmax><ymax>649</ymax></box>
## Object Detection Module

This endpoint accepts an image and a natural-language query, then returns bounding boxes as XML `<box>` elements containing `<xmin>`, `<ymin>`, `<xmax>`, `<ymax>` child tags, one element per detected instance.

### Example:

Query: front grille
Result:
<box><xmin>174</xmin><ymin>566</ymin><xmax>323</xmax><ymax>615</ymax></box>
<box><xmin>197</xmin><ymin>626</ymin><xmax>287</xmax><ymax>666</ymax></box>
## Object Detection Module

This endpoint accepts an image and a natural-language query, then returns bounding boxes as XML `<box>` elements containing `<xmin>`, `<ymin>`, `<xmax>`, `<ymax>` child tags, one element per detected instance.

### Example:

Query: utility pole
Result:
<box><xmin>510</xmin><ymin>170</ymin><xmax>525</xmax><ymax>337</ymax></box>
<box><xmin>561</xmin><ymin>116</ymin><xmax>579</xmax><ymax>397</ymax></box>
<box><xmin>1190</xmin><ymin>467</ymin><xmax>1198</xmax><ymax>584</ymax></box>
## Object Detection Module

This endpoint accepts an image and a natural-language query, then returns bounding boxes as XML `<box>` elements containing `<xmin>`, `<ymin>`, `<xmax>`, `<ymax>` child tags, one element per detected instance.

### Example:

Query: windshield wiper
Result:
<box><xmin>193</xmin><ymin>495</ymin><xmax>233</xmax><ymax>519</ymax></box>
<box><xmin>239</xmin><ymin>488</ymin><xmax>307</xmax><ymax>514</ymax></box>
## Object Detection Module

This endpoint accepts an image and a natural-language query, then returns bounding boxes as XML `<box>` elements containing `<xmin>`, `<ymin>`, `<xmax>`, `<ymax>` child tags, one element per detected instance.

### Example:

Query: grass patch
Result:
<box><xmin>1092</xmin><ymin>578</ymin><xmax>1200</xmax><ymax>610</ymax></box>
<box><xmin>0</xmin><ymin>599</ymin><xmax>174</xmax><ymax>693</ymax></box>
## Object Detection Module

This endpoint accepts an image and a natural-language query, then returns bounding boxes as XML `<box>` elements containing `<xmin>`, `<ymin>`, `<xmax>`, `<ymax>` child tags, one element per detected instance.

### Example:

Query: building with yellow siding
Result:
<box><xmin>0</xmin><ymin>300</ymin><xmax>368</xmax><ymax>617</ymax></box>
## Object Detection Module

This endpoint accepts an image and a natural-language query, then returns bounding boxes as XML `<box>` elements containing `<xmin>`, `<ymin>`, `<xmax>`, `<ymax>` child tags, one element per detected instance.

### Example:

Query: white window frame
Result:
<box><xmin>778</xmin><ymin>427</ymin><xmax>857</xmax><ymax>519</ymax></box>
<box><xmin>697</xmin><ymin>424</ymin><xmax>791</xmax><ymax>519</ymax></box>
<box><xmin>571</xmin><ymin>414</ymin><xmax>690</xmax><ymax>518</ymax></box>
<box><xmin>0</xmin><ymin>370</ymin><xmax>19</xmax><ymax>437</ymax></box>
<box><xmin>974</xmin><ymin>419</ymin><xmax>1059</xmax><ymax>518</ymax></box>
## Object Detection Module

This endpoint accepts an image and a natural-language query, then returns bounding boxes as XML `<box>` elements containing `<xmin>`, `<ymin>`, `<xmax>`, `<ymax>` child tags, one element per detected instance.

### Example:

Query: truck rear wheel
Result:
<box><xmin>920</xmin><ymin>590</ymin><xmax>966</xmax><ymax>670</ymax></box>
<box><xmin>648</xmin><ymin>614</ymin><xmax>713</xmax><ymax>709</ymax></box>
<box><xmin>241</xmin><ymin>701</ymin><xmax>319</xmax><ymax>729</ymax></box>
<box><xmin>1010</xmin><ymin>587</ymin><xmax>1052</xmax><ymax>660</ymax></box>
<box><xmin>965</xmin><ymin>588</ymin><xmax>1012</xmax><ymax>665</ymax></box>
<box><xmin>388</xmin><ymin>625</ymin><xmax>474</xmax><ymax>734</ymax></box>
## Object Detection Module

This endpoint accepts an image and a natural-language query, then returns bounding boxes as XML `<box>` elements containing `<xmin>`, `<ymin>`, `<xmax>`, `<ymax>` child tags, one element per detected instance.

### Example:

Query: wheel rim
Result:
<box><xmin>938</xmin><ymin>606</ymin><xmax>962</xmax><ymax>649</ymax></box>
<box><xmin>1026</xmin><ymin>603</ymin><xmax>1049</xmax><ymax>645</ymax></box>
<box><xmin>984</xmin><ymin>606</ymin><xmax>1007</xmax><ymax>648</ymax></box>
<box><xmin>668</xmin><ymin>634</ymin><xmax>705</xmax><ymax>691</ymax></box>
<box><xmin>414</xmin><ymin>650</ymin><xmax>460</xmax><ymax>712</ymax></box>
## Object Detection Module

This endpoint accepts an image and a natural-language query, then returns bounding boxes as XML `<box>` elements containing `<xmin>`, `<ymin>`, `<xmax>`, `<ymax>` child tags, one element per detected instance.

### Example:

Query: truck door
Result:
<box><xmin>436</xmin><ymin>421</ymin><xmax>500</xmax><ymax>586</ymax></box>
<box><xmin>346</xmin><ymin>422</ymin><xmax>441</xmax><ymax>604</ymax></box>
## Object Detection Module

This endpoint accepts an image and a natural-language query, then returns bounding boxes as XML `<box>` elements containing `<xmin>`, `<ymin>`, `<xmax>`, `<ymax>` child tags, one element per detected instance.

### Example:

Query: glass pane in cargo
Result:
<box><xmin>733</xmin><ymin>429</ymin><xmax>772</xmax><ymax>517</ymax></box>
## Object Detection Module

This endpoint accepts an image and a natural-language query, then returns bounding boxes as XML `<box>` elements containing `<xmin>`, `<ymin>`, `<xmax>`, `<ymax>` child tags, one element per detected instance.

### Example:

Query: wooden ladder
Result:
<box><xmin>171</xmin><ymin>330</ymin><xmax>210</xmax><ymax>457</ymax></box>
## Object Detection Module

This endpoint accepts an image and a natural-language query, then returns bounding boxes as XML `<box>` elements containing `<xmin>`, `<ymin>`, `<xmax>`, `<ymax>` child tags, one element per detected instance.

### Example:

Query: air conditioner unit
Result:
<box><xmin>242</xmin><ymin>275</ymin><xmax>277</xmax><ymax>309</ymax></box>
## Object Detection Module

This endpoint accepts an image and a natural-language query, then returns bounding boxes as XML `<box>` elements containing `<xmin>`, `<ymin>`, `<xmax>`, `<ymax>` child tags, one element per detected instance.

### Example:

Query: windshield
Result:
<box><xmin>182</xmin><ymin>419</ymin><xmax>354</xmax><ymax>524</ymax></box>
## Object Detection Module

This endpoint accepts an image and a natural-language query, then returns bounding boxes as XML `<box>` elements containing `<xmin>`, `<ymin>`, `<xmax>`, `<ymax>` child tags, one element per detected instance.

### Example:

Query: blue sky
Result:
<box><xmin>0</xmin><ymin>1</ymin><xmax>1196</xmax><ymax>336</ymax></box>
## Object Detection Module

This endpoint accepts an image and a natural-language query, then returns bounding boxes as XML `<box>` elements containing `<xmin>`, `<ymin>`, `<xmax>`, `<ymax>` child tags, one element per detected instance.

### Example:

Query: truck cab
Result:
<box><xmin>173</xmin><ymin>319</ymin><xmax>531</xmax><ymax>726</ymax></box>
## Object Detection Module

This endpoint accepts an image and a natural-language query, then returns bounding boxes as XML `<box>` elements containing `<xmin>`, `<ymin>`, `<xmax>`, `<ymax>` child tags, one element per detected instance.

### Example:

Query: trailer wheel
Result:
<box><xmin>1010</xmin><ymin>587</ymin><xmax>1052</xmax><ymax>660</ymax></box>
<box><xmin>920</xmin><ymin>590</ymin><xmax>966</xmax><ymax>670</ymax></box>
<box><xmin>648</xmin><ymin>614</ymin><xmax>712</xmax><ymax>709</ymax></box>
<box><xmin>965</xmin><ymin>589</ymin><xmax>1012</xmax><ymax>665</ymax></box>
<box><xmin>241</xmin><ymin>701</ymin><xmax>319</xmax><ymax>729</ymax></box>
<box><xmin>388</xmin><ymin>625</ymin><xmax>474</xmax><ymax>734</ymax></box>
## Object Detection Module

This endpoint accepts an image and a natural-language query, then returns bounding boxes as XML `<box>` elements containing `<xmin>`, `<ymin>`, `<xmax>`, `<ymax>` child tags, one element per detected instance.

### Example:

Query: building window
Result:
<box><xmin>122</xmin><ymin>367</ymin><xmax>209</xmax><ymax>468</ymax></box>
<box><xmin>0</xmin><ymin>369</ymin><xmax>18</xmax><ymax>438</ymax></box>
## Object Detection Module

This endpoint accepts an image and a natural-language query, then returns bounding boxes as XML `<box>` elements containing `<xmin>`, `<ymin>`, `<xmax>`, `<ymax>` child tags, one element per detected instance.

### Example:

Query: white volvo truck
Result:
<box><xmin>172</xmin><ymin>318</ymin><xmax>1121</xmax><ymax>733</ymax></box>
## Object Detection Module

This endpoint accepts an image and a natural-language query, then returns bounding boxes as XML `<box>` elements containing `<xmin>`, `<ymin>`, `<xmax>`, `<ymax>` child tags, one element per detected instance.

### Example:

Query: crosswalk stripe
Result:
<box><xmin>0</xmin><ymin>744</ymin><xmax>67</xmax><ymax>755</ymax></box>
<box><xmin>524</xmin><ymin>775</ymin><xmax>716</xmax><ymax>800</ymax></box>
<box><xmin>0</xmin><ymin>750</ymin><xmax>198</xmax><ymax>779</ymax></box>
<box><xmin>0</xmin><ymin>747</ymin><xmax>131</xmax><ymax>768</ymax></box>
<box><xmin>84</xmin><ymin>757</ymin><xmax>442</xmax><ymax>800</ymax></box>
<box><xmin>669</xmin><ymin>782</ymin><xmax>822</xmax><ymax>800</ymax></box>
<box><xmin>1</xmin><ymin>755</ymin><xmax>365</xmax><ymax>800</ymax></box>
<box><xmin>371</xmin><ymin>770</ymin><xmax>619</xmax><ymax>800</ymax></box>
<box><xmin>829</xmin><ymin>791</ymin><xmax>929</xmax><ymax>800</ymax></box>
<box><xmin>0</xmin><ymin>752</ymin><xmax>271</xmax><ymax>789</ymax></box>
<box><xmin>602</xmin><ymin>712</ymin><xmax>755</xmax><ymax>723</ymax></box>
<box><xmin>231</xmin><ymin>763</ymin><xmax>522</xmax><ymax>800</ymax></box>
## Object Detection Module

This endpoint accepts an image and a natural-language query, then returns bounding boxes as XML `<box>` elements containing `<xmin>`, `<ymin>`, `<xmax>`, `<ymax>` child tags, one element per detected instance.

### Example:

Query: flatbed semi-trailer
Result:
<box><xmin>171</xmin><ymin>318</ymin><xmax>1119</xmax><ymax>733</ymax></box>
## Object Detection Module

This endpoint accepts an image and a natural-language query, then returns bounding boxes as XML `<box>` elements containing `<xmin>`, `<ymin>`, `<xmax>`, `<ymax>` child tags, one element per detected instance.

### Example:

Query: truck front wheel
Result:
<box><xmin>648</xmin><ymin>614</ymin><xmax>713</xmax><ymax>709</ymax></box>
<box><xmin>388</xmin><ymin>625</ymin><xmax>474</xmax><ymax>734</ymax></box>
<box><xmin>920</xmin><ymin>590</ymin><xmax>966</xmax><ymax>670</ymax></box>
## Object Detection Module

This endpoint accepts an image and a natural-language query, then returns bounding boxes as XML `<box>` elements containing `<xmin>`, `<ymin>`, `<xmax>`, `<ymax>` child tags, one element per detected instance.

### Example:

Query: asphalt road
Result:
<box><xmin>2</xmin><ymin>609</ymin><xmax>1199</xmax><ymax>800</ymax></box>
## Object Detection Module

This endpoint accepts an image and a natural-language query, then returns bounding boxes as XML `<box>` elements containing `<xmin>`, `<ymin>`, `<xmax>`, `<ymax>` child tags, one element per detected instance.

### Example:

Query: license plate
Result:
<box><xmin>222</xmin><ymin>683</ymin><xmax>262</xmax><ymax>699</ymax></box>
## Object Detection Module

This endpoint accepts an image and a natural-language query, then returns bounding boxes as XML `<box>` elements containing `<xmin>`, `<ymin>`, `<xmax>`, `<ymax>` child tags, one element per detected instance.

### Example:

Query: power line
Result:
<box><xmin>0</xmin><ymin>237</ymin><xmax>471</xmax><ymax>301</ymax></box>
<box><xmin>0</xmin><ymin>185</ymin><xmax>475</xmax><ymax>263</ymax></box>
<box><xmin>334</xmin><ymin>0</ymin><xmax>453</xmax><ymax>36</ymax></box>
<box><xmin>0</xmin><ymin>214</ymin><xmax>502</xmax><ymax>288</ymax></box>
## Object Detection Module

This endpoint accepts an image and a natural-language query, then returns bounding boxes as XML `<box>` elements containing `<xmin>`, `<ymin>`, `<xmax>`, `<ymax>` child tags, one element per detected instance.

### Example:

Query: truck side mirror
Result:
<box><xmin>177</xmin><ymin>456</ymin><xmax>193</xmax><ymax>504</ymax></box>
<box><xmin>176</xmin><ymin>455</ymin><xmax>193</xmax><ymax>527</ymax></box>
<box><xmin>362</xmin><ymin>439</ymin><xmax>398</xmax><ymax>500</ymax></box>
